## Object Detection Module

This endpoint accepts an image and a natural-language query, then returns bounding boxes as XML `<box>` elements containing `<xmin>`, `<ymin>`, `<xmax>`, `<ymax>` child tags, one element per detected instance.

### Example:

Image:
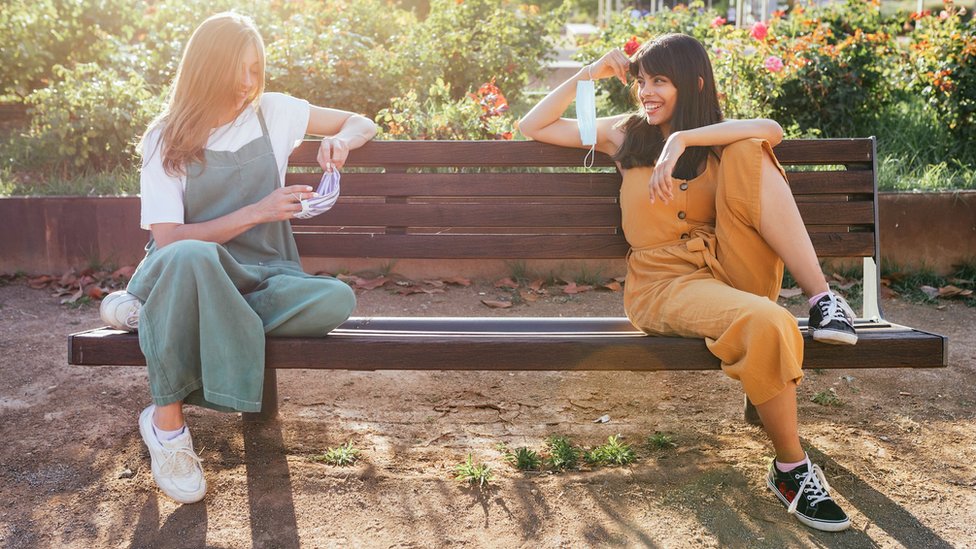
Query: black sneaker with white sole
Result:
<box><xmin>767</xmin><ymin>458</ymin><xmax>851</xmax><ymax>532</ymax></box>
<box><xmin>809</xmin><ymin>293</ymin><xmax>857</xmax><ymax>345</ymax></box>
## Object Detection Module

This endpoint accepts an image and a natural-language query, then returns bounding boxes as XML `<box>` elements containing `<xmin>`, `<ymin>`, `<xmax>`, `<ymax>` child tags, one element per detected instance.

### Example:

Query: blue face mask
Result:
<box><xmin>576</xmin><ymin>78</ymin><xmax>597</xmax><ymax>169</ymax></box>
<box><xmin>295</xmin><ymin>169</ymin><xmax>341</xmax><ymax>219</ymax></box>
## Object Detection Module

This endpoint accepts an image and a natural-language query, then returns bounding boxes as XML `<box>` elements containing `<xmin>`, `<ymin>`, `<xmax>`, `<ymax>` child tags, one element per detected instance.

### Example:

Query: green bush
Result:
<box><xmin>24</xmin><ymin>63</ymin><xmax>161</xmax><ymax>173</ymax></box>
<box><xmin>904</xmin><ymin>1</ymin><xmax>976</xmax><ymax>158</ymax></box>
<box><xmin>0</xmin><ymin>0</ymin><xmax>142</xmax><ymax>100</ymax></box>
<box><xmin>264</xmin><ymin>0</ymin><xmax>411</xmax><ymax>117</ymax></box>
<box><xmin>376</xmin><ymin>78</ymin><xmax>516</xmax><ymax>140</ymax></box>
<box><xmin>395</xmin><ymin>0</ymin><xmax>567</xmax><ymax>105</ymax></box>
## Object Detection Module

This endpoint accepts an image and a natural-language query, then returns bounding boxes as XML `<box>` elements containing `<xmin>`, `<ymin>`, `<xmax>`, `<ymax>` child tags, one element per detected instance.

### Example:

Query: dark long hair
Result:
<box><xmin>612</xmin><ymin>33</ymin><xmax>723</xmax><ymax>179</ymax></box>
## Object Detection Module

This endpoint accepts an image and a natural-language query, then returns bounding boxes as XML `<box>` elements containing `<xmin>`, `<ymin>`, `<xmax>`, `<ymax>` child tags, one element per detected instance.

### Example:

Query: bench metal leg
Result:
<box><xmin>744</xmin><ymin>394</ymin><xmax>762</xmax><ymax>426</ymax></box>
<box><xmin>243</xmin><ymin>370</ymin><xmax>279</xmax><ymax>422</ymax></box>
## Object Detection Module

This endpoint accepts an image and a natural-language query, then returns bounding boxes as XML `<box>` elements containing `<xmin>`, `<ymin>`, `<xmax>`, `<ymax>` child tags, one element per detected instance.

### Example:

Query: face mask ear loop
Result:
<box><xmin>581</xmin><ymin>64</ymin><xmax>596</xmax><ymax>170</ymax></box>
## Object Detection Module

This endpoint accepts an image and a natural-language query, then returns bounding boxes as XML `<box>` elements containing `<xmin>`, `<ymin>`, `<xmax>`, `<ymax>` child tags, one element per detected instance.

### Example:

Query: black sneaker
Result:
<box><xmin>809</xmin><ymin>293</ymin><xmax>857</xmax><ymax>345</ymax></box>
<box><xmin>767</xmin><ymin>458</ymin><xmax>851</xmax><ymax>532</ymax></box>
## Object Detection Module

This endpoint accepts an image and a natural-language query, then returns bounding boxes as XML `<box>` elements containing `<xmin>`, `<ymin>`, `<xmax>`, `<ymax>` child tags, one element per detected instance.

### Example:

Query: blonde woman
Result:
<box><xmin>126</xmin><ymin>12</ymin><xmax>376</xmax><ymax>503</ymax></box>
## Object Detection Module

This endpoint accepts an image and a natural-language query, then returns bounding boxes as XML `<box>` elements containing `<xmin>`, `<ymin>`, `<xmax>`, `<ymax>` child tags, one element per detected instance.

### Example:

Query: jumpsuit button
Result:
<box><xmin>679</xmin><ymin>182</ymin><xmax>688</xmax><ymax>191</ymax></box>
<box><xmin>677</xmin><ymin>211</ymin><xmax>686</xmax><ymax>220</ymax></box>
<box><xmin>680</xmin><ymin>233</ymin><xmax>689</xmax><ymax>239</ymax></box>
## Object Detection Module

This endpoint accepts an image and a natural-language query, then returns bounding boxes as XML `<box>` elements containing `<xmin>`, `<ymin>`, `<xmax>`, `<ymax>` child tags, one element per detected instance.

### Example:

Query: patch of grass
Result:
<box><xmin>883</xmin><ymin>261</ymin><xmax>946</xmax><ymax>304</ymax></box>
<box><xmin>505</xmin><ymin>260</ymin><xmax>530</xmax><ymax>286</ymax></box>
<box><xmin>544</xmin><ymin>435</ymin><xmax>579</xmax><ymax>471</ymax></box>
<box><xmin>573</xmin><ymin>264</ymin><xmax>604</xmax><ymax>286</ymax></box>
<box><xmin>309</xmin><ymin>442</ymin><xmax>361</xmax><ymax>466</ymax></box>
<box><xmin>454</xmin><ymin>454</ymin><xmax>493</xmax><ymax>488</ymax></box>
<box><xmin>505</xmin><ymin>447</ymin><xmax>542</xmax><ymax>471</ymax></box>
<box><xmin>646</xmin><ymin>432</ymin><xmax>678</xmax><ymax>451</ymax></box>
<box><xmin>584</xmin><ymin>435</ymin><xmax>636</xmax><ymax>466</ymax></box>
<box><xmin>811</xmin><ymin>388</ymin><xmax>842</xmax><ymax>407</ymax></box>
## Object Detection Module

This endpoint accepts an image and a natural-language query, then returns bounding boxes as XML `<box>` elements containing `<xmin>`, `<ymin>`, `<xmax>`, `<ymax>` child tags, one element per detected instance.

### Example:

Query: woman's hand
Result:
<box><xmin>252</xmin><ymin>185</ymin><xmax>316</xmax><ymax>223</ymax></box>
<box><xmin>586</xmin><ymin>49</ymin><xmax>631</xmax><ymax>84</ymax></box>
<box><xmin>318</xmin><ymin>137</ymin><xmax>350</xmax><ymax>172</ymax></box>
<box><xmin>648</xmin><ymin>132</ymin><xmax>686</xmax><ymax>204</ymax></box>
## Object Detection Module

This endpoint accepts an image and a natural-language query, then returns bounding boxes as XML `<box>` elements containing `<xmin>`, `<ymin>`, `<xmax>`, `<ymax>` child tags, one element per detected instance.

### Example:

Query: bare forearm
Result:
<box><xmin>152</xmin><ymin>205</ymin><xmax>262</xmax><ymax>248</ymax></box>
<box><xmin>518</xmin><ymin>67</ymin><xmax>589</xmax><ymax>138</ymax></box>
<box><xmin>331</xmin><ymin>114</ymin><xmax>376</xmax><ymax>149</ymax></box>
<box><xmin>676</xmin><ymin>119</ymin><xmax>783</xmax><ymax>148</ymax></box>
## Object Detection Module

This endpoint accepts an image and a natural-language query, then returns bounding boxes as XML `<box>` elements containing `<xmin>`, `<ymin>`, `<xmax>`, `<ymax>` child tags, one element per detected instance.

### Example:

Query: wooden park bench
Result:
<box><xmin>68</xmin><ymin>139</ymin><xmax>948</xmax><ymax>421</ymax></box>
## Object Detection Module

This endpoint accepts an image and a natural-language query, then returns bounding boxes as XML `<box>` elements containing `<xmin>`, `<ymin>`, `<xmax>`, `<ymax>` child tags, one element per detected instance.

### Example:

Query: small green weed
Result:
<box><xmin>454</xmin><ymin>454</ymin><xmax>493</xmax><ymax>488</ymax></box>
<box><xmin>646</xmin><ymin>432</ymin><xmax>677</xmax><ymax>451</ymax></box>
<box><xmin>506</xmin><ymin>260</ymin><xmax>531</xmax><ymax>286</ymax></box>
<box><xmin>584</xmin><ymin>435</ymin><xmax>636</xmax><ymax>466</ymax></box>
<box><xmin>573</xmin><ymin>264</ymin><xmax>604</xmax><ymax>286</ymax></box>
<box><xmin>545</xmin><ymin>435</ymin><xmax>579</xmax><ymax>470</ymax></box>
<box><xmin>811</xmin><ymin>388</ymin><xmax>842</xmax><ymax>407</ymax></box>
<box><xmin>883</xmin><ymin>262</ymin><xmax>946</xmax><ymax>304</ymax></box>
<box><xmin>505</xmin><ymin>447</ymin><xmax>542</xmax><ymax>471</ymax></box>
<box><xmin>309</xmin><ymin>442</ymin><xmax>360</xmax><ymax>466</ymax></box>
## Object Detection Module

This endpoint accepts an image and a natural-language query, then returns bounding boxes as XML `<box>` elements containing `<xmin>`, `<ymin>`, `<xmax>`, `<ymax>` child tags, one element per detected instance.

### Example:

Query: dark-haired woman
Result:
<box><xmin>519</xmin><ymin>33</ymin><xmax>855</xmax><ymax>532</ymax></box>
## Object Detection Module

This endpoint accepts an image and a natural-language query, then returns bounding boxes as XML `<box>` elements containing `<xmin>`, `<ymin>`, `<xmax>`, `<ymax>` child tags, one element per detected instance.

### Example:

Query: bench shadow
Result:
<box><xmin>804</xmin><ymin>442</ymin><xmax>954</xmax><ymax>549</ymax></box>
<box><xmin>128</xmin><ymin>493</ymin><xmax>209</xmax><ymax>549</ymax></box>
<box><xmin>242</xmin><ymin>418</ymin><xmax>301</xmax><ymax>549</ymax></box>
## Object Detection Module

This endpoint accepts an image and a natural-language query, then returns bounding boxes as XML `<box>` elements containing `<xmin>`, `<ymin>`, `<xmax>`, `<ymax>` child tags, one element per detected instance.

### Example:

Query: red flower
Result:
<box><xmin>710</xmin><ymin>16</ymin><xmax>726</xmax><ymax>28</ymax></box>
<box><xmin>751</xmin><ymin>21</ymin><xmax>769</xmax><ymax>41</ymax></box>
<box><xmin>624</xmin><ymin>36</ymin><xmax>641</xmax><ymax>56</ymax></box>
<box><xmin>474</xmin><ymin>79</ymin><xmax>509</xmax><ymax>117</ymax></box>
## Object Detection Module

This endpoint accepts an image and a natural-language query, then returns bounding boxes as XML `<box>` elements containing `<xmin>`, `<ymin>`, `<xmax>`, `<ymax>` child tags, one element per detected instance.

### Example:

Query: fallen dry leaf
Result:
<box><xmin>938</xmin><ymin>285</ymin><xmax>973</xmax><ymax>298</ymax></box>
<box><xmin>779</xmin><ymin>287</ymin><xmax>804</xmax><ymax>299</ymax></box>
<box><xmin>111</xmin><ymin>266</ymin><xmax>136</xmax><ymax>280</ymax></box>
<box><xmin>562</xmin><ymin>283</ymin><xmax>593</xmax><ymax>295</ymax></box>
<box><xmin>481</xmin><ymin>299</ymin><xmax>513</xmax><ymax>309</ymax></box>
<box><xmin>354</xmin><ymin>276</ymin><xmax>390</xmax><ymax>290</ymax></box>
<box><xmin>602</xmin><ymin>281</ymin><xmax>622</xmax><ymax>292</ymax></box>
<box><xmin>529</xmin><ymin>278</ymin><xmax>546</xmax><ymax>292</ymax></box>
<box><xmin>519</xmin><ymin>290</ymin><xmax>538</xmax><ymax>302</ymax></box>
<box><xmin>28</xmin><ymin>275</ymin><xmax>55</xmax><ymax>289</ymax></box>
<box><xmin>443</xmin><ymin>276</ymin><xmax>471</xmax><ymax>287</ymax></box>
<box><xmin>494</xmin><ymin>277</ymin><xmax>519</xmax><ymax>289</ymax></box>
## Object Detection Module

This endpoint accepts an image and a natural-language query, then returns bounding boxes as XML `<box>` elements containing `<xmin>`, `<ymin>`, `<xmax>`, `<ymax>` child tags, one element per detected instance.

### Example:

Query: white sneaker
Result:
<box><xmin>138</xmin><ymin>405</ymin><xmax>206</xmax><ymax>504</ymax></box>
<box><xmin>100</xmin><ymin>290</ymin><xmax>141</xmax><ymax>331</ymax></box>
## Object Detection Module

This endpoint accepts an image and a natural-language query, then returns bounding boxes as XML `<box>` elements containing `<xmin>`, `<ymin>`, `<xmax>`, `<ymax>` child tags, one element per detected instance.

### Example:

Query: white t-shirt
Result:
<box><xmin>139</xmin><ymin>92</ymin><xmax>310</xmax><ymax>229</ymax></box>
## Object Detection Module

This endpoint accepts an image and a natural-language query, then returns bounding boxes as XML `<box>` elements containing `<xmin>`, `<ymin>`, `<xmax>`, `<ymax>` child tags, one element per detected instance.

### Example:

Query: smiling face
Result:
<box><xmin>234</xmin><ymin>42</ymin><xmax>261</xmax><ymax>113</ymax></box>
<box><xmin>636</xmin><ymin>69</ymin><xmax>678</xmax><ymax>137</ymax></box>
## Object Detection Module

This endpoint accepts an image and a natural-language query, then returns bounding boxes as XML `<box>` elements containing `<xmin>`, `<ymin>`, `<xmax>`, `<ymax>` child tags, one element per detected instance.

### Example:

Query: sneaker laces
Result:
<box><xmin>787</xmin><ymin>463</ymin><xmax>833</xmax><ymax>514</ymax></box>
<box><xmin>159</xmin><ymin>444</ymin><xmax>203</xmax><ymax>477</ymax></box>
<box><xmin>818</xmin><ymin>293</ymin><xmax>854</xmax><ymax>327</ymax></box>
<box><xmin>124</xmin><ymin>303</ymin><xmax>140</xmax><ymax>329</ymax></box>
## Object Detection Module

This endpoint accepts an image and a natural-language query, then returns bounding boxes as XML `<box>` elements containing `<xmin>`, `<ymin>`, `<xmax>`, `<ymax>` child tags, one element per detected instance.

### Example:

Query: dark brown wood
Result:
<box><xmin>242</xmin><ymin>370</ymin><xmax>278</xmax><ymax>422</ymax></box>
<box><xmin>286</xmin><ymin>172</ymin><xmax>624</xmax><ymax>197</ymax></box>
<box><xmin>291</xmin><ymin>231</ymin><xmax>872</xmax><ymax>259</ymax></box>
<box><xmin>310</xmin><ymin>202</ymin><xmax>622</xmax><ymax>228</ymax></box>
<box><xmin>68</xmin><ymin>319</ymin><xmax>947</xmax><ymax>370</ymax></box>
<box><xmin>288</xmin><ymin>139</ymin><xmax>874</xmax><ymax>168</ymax></box>
<box><xmin>69</xmin><ymin>137</ymin><xmax>946</xmax><ymax>384</ymax></box>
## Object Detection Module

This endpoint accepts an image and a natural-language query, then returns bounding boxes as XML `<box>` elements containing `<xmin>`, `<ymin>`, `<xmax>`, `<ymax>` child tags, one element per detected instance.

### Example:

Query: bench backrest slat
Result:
<box><xmin>286</xmin><ymin>139</ymin><xmax>877</xmax><ymax>259</ymax></box>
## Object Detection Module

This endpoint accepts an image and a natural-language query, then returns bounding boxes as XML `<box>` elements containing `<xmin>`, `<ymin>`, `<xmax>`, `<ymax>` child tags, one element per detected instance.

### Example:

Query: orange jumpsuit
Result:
<box><xmin>622</xmin><ymin>138</ymin><xmax>803</xmax><ymax>405</ymax></box>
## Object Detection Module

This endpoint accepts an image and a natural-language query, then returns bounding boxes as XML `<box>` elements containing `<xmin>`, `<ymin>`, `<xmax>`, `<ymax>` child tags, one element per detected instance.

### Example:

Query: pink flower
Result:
<box><xmin>710</xmin><ymin>16</ymin><xmax>726</xmax><ymax>28</ymax></box>
<box><xmin>940</xmin><ymin>10</ymin><xmax>949</xmax><ymax>20</ymax></box>
<box><xmin>764</xmin><ymin>55</ymin><xmax>784</xmax><ymax>73</ymax></box>
<box><xmin>624</xmin><ymin>36</ymin><xmax>641</xmax><ymax>56</ymax></box>
<box><xmin>751</xmin><ymin>21</ymin><xmax>769</xmax><ymax>41</ymax></box>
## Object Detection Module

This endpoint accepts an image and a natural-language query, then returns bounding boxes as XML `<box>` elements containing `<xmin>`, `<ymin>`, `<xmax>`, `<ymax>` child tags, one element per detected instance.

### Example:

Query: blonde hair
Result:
<box><xmin>141</xmin><ymin>12</ymin><xmax>266</xmax><ymax>176</ymax></box>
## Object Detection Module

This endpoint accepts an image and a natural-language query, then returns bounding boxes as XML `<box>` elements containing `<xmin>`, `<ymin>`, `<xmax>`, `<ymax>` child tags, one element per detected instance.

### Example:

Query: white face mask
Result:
<box><xmin>576</xmin><ymin>78</ymin><xmax>597</xmax><ymax>169</ymax></box>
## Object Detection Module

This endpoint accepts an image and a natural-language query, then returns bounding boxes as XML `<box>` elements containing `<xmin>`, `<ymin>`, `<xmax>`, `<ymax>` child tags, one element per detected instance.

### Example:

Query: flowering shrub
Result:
<box><xmin>376</xmin><ymin>78</ymin><xmax>516</xmax><ymax>140</ymax></box>
<box><xmin>905</xmin><ymin>0</ymin><xmax>976</xmax><ymax>153</ymax></box>
<box><xmin>394</xmin><ymin>0</ymin><xmax>566</xmax><ymax>105</ymax></box>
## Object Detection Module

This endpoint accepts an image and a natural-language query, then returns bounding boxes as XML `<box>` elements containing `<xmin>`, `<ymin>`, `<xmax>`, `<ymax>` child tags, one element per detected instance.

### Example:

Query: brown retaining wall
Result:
<box><xmin>1</xmin><ymin>192</ymin><xmax>974</xmax><ymax>277</ymax></box>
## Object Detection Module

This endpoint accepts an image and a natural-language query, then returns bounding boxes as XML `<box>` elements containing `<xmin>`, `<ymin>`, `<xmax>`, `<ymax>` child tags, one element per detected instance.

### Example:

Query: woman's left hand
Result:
<box><xmin>317</xmin><ymin>137</ymin><xmax>350</xmax><ymax>172</ymax></box>
<box><xmin>648</xmin><ymin>132</ymin><xmax>685</xmax><ymax>204</ymax></box>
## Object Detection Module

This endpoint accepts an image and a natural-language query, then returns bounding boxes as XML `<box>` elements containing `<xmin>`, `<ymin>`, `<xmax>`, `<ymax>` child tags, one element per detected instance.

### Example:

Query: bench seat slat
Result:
<box><xmin>287</xmin><ymin>172</ymin><xmax>625</xmax><ymax>197</ymax></box>
<box><xmin>287</xmin><ymin>139</ymin><xmax>875</xmax><ymax>168</ymax></box>
<box><xmin>68</xmin><ymin>320</ymin><xmax>946</xmax><ymax>370</ymax></box>
<box><xmin>291</xmin><ymin>232</ymin><xmax>873</xmax><ymax>258</ymax></box>
<box><xmin>294</xmin><ymin>201</ymin><xmax>874</xmax><ymax>228</ymax></box>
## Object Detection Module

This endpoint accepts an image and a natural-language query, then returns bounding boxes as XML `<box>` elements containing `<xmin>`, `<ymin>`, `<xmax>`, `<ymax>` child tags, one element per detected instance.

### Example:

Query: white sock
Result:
<box><xmin>153</xmin><ymin>423</ymin><xmax>186</xmax><ymax>442</ymax></box>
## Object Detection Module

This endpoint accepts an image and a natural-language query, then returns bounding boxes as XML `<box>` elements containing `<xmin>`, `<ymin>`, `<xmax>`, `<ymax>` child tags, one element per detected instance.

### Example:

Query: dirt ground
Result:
<box><xmin>0</xmin><ymin>278</ymin><xmax>974</xmax><ymax>549</ymax></box>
